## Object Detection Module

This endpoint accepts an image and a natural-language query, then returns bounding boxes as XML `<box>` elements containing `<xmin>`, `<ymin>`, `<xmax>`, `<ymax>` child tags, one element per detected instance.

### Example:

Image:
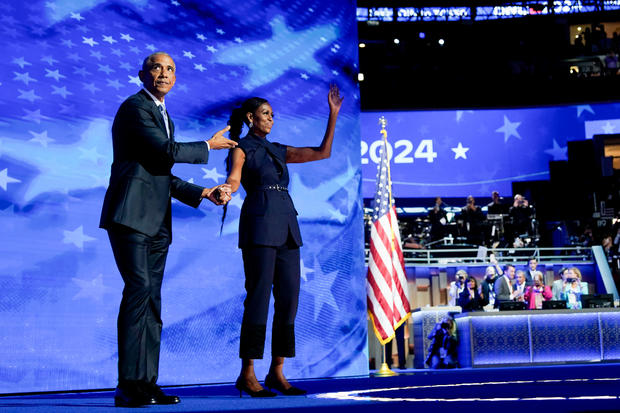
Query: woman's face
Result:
<box><xmin>249</xmin><ymin>103</ymin><xmax>273</xmax><ymax>137</ymax></box>
<box><xmin>467</xmin><ymin>279</ymin><xmax>476</xmax><ymax>289</ymax></box>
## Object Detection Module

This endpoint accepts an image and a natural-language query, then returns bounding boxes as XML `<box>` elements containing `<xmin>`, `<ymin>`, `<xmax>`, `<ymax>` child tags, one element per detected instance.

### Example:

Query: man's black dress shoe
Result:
<box><xmin>235</xmin><ymin>377</ymin><xmax>276</xmax><ymax>398</ymax></box>
<box><xmin>144</xmin><ymin>382</ymin><xmax>181</xmax><ymax>405</ymax></box>
<box><xmin>114</xmin><ymin>384</ymin><xmax>156</xmax><ymax>407</ymax></box>
<box><xmin>264</xmin><ymin>374</ymin><xmax>307</xmax><ymax>396</ymax></box>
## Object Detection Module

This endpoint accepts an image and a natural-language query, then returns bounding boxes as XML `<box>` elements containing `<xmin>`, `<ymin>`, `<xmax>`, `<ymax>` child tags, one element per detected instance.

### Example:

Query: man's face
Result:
<box><xmin>507</xmin><ymin>266</ymin><xmax>515</xmax><ymax>279</ymax></box>
<box><xmin>139</xmin><ymin>54</ymin><xmax>176</xmax><ymax>101</ymax></box>
<box><xmin>529</xmin><ymin>259</ymin><xmax>537</xmax><ymax>271</ymax></box>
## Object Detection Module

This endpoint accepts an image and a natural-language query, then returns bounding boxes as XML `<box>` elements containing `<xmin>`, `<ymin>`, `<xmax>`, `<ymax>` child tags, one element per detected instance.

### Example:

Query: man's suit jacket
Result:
<box><xmin>100</xmin><ymin>89</ymin><xmax>209</xmax><ymax>237</ymax></box>
<box><xmin>494</xmin><ymin>275</ymin><xmax>513</xmax><ymax>305</ymax></box>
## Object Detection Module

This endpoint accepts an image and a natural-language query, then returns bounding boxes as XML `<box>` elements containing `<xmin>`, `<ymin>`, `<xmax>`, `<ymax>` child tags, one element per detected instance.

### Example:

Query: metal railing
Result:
<box><xmin>364</xmin><ymin>246</ymin><xmax>593</xmax><ymax>265</ymax></box>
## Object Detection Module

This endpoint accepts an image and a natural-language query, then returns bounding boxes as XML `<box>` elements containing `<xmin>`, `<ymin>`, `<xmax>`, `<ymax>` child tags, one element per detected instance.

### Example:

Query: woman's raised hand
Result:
<box><xmin>328</xmin><ymin>84</ymin><xmax>344</xmax><ymax>114</ymax></box>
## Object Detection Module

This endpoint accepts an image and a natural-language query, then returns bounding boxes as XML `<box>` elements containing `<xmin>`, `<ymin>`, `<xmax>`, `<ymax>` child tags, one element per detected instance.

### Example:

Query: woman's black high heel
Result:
<box><xmin>235</xmin><ymin>377</ymin><xmax>276</xmax><ymax>398</ymax></box>
<box><xmin>264</xmin><ymin>374</ymin><xmax>307</xmax><ymax>396</ymax></box>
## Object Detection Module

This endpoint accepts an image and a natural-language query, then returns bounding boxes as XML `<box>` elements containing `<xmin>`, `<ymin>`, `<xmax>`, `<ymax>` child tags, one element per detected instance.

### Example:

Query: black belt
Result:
<box><xmin>256</xmin><ymin>184</ymin><xmax>288</xmax><ymax>192</ymax></box>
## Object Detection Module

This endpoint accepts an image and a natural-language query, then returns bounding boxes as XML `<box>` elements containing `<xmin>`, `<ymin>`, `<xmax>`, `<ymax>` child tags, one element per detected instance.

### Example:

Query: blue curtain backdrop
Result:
<box><xmin>0</xmin><ymin>0</ymin><xmax>366</xmax><ymax>393</ymax></box>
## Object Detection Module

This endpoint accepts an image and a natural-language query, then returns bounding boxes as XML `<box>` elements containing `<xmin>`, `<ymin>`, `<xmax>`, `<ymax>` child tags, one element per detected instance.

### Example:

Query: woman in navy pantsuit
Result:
<box><xmin>225</xmin><ymin>85</ymin><xmax>343</xmax><ymax>397</ymax></box>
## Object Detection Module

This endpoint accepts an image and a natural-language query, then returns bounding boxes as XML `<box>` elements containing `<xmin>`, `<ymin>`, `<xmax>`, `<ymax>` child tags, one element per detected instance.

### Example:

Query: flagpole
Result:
<box><xmin>374</xmin><ymin>116</ymin><xmax>397</xmax><ymax>377</ymax></box>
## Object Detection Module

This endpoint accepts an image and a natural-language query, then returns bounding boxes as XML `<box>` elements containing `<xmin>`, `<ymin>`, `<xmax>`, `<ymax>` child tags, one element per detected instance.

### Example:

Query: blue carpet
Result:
<box><xmin>2</xmin><ymin>363</ymin><xmax>620</xmax><ymax>412</ymax></box>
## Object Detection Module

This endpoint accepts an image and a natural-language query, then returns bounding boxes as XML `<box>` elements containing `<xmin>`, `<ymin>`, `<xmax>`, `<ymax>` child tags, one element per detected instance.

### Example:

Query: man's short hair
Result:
<box><xmin>142</xmin><ymin>52</ymin><xmax>174</xmax><ymax>71</ymax></box>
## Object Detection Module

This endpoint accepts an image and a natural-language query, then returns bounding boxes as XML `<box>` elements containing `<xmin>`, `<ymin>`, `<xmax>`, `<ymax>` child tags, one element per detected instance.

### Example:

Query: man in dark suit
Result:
<box><xmin>494</xmin><ymin>264</ymin><xmax>516</xmax><ymax>307</ymax></box>
<box><xmin>100</xmin><ymin>52</ymin><xmax>236</xmax><ymax>407</ymax></box>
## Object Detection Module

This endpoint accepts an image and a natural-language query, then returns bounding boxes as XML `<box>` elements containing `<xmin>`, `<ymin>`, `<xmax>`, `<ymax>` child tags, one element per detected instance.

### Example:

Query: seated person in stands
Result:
<box><xmin>428</xmin><ymin>196</ymin><xmax>448</xmax><ymax>242</ymax></box>
<box><xmin>523</xmin><ymin>257</ymin><xmax>538</xmax><ymax>286</ymax></box>
<box><xmin>487</xmin><ymin>191</ymin><xmax>508</xmax><ymax>215</ymax></box>
<box><xmin>448</xmin><ymin>270</ymin><xmax>467</xmax><ymax>307</ymax></box>
<box><xmin>425</xmin><ymin>317</ymin><xmax>458</xmax><ymax>369</ymax></box>
<box><xmin>481</xmin><ymin>254</ymin><xmax>502</xmax><ymax>308</ymax></box>
<box><xmin>524</xmin><ymin>271</ymin><xmax>552</xmax><ymax>309</ymax></box>
<box><xmin>561</xmin><ymin>267</ymin><xmax>588</xmax><ymax>309</ymax></box>
<box><xmin>459</xmin><ymin>195</ymin><xmax>485</xmax><ymax>246</ymax></box>
<box><xmin>494</xmin><ymin>264</ymin><xmax>516</xmax><ymax>307</ymax></box>
<box><xmin>513</xmin><ymin>270</ymin><xmax>527</xmax><ymax>302</ymax></box>
<box><xmin>458</xmin><ymin>276</ymin><xmax>484</xmax><ymax>312</ymax></box>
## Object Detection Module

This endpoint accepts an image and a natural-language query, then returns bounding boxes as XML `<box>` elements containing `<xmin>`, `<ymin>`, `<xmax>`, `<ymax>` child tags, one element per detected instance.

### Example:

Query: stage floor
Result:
<box><xmin>2</xmin><ymin>363</ymin><xmax>620</xmax><ymax>412</ymax></box>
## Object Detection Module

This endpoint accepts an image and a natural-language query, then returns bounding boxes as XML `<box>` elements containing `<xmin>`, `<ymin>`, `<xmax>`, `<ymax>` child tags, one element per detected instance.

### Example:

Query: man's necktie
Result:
<box><xmin>159</xmin><ymin>104</ymin><xmax>170</xmax><ymax>139</ymax></box>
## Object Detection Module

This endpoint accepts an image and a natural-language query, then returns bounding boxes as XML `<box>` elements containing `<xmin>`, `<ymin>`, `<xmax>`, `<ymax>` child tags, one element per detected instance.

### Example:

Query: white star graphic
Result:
<box><xmin>29</xmin><ymin>130</ymin><xmax>54</xmax><ymax>147</ymax></box>
<box><xmin>300</xmin><ymin>258</ymin><xmax>314</xmax><ymax>282</ymax></box>
<box><xmin>41</xmin><ymin>55</ymin><xmax>59</xmax><ymax>65</ymax></box>
<box><xmin>302</xmin><ymin>261</ymin><xmax>340</xmax><ymax>320</ymax></box>
<box><xmin>18</xmin><ymin>89</ymin><xmax>42</xmax><ymax>103</ymax></box>
<box><xmin>13</xmin><ymin>72</ymin><xmax>37</xmax><ymax>85</ymax></box>
<box><xmin>602</xmin><ymin>121</ymin><xmax>616</xmax><ymax>134</ymax></box>
<box><xmin>214</xmin><ymin>16</ymin><xmax>337</xmax><ymax>89</ymax></box>
<box><xmin>456</xmin><ymin>110</ymin><xmax>474</xmax><ymax>123</ymax></box>
<box><xmin>183</xmin><ymin>50</ymin><xmax>195</xmax><ymax>59</ymax></box>
<box><xmin>196</xmin><ymin>33</ymin><xmax>206</xmax><ymax>41</ymax></box>
<box><xmin>106</xmin><ymin>79</ymin><xmax>123</xmax><ymax>90</ymax></box>
<box><xmin>70</xmin><ymin>12</ymin><xmax>84</xmax><ymax>21</ymax></box>
<box><xmin>576</xmin><ymin>105</ymin><xmax>595</xmax><ymax>117</ymax></box>
<box><xmin>234</xmin><ymin>37</ymin><xmax>243</xmax><ymax>43</ymax></box>
<box><xmin>79</xmin><ymin>147</ymin><xmax>106</xmax><ymax>163</ymax></box>
<box><xmin>146</xmin><ymin>44</ymin><xmax>156</xmax><ymax>52</ymax></box>
<box><xmin>82</xmin><ymin>37</ymin><xmax>98</xmax><ymax>47</ymax></box>
<box><xmin>300</xmin><ymin>73</ymin><xmax>309</xmax><ymax>80</ymax></box>
<box><xmin>451</xmin><ymin>142</ymin><xmax>469</xmax><ymax>159</ymax></box>
<box><xmin>63</xmin><ymin>225</ymin><xmax>96</xmax><ymax>250</ymax></box>
<box><xmin>0</xmin><ymin>168</ymin><xmax>21</xmax><ymax>191</ymax></box>
<box><xmin>544</xmin><ymin>139</ymin><xmax>568</xmax><ymax>160</ymax></box>
<box><xmin>216</xmin><ymin>28</ymin><xmax>225</xmax><ymax>35</ymax></box>
<box><xmin>12</xmin><ymin>57</ymin><xmax>31</xmax><ymax>69</ymax></box>
<box><xmin>201</xmin><ymin>167</ymin><xmax>224</xmax><ymax>182</ymax></box>
<box><xmin>495</xmin><ymin>115</ymin><xmax>522</xmax><ymax>142</ymax></box>
<box><xmin>102</xmin><ymin>35</ymin><xmax>117</xmax><ymax>44</ymax></box>
<box><xmin>61</xmin><ymin>39</ymin><xmax>76</xmax><ymax>48</ymax></box>
<box><xmin>228</xmin><ymin>193</ymin><xmax>244</xmax><ymax>209</ymax></box>
<box><xmin>128</xmin><ymin>75</ymin><xmax>142</xmax><ymax>86</ymax></box>
<box><xmin>120</xmin><ymin>33</ymin><xmax>134</xmax><ymax>42</ymax></box>
<box><xmin>83</xmin><ymin>82</ymin><xmax>101</xmax><ymax>94</ymax></box>
<box><xmin>51</xmin><ymin>85</ymin><xmax>72</xmax><ymax>99</ymax></box>
<box><xmin>206</xmin><ymin>45</ymin><xmax>217</xmax><ymax>53</ymax></box>
<box><xmin>72</xmin><ymin>274</ymin><xmax>112</xmax><ymax>301</ymax></box>
<box><xmin>22</xmin><ymin>109</ymin><xmax>50</xmax><ymax>124</ymax></box>
<box><xmin>194</xmin><ymin>63</ymin><xmax>206</xmax><ymax>72</ymax></box>
<box><xmin>44</xmin><ymin>69</ymin><xmax>66</xmax><ymax>82</ymax></box>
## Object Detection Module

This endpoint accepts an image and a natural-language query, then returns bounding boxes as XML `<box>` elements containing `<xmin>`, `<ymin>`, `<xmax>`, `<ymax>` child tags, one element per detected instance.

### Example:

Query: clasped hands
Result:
<box><xmin>202</xmin><ymin>184</ymin><xmax>232</xmax><ymax>206</ymax></box>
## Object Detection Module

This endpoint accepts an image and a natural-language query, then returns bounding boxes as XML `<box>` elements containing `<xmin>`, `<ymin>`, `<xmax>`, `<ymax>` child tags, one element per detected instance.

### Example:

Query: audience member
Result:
<box><xmin>494</xmin><ymin>264</ymin><xmax>516</xmax><ymax>307</ymax></box>
<box><xmin>481</xmin><ymin>266</ymin><xmax>499</xmax><ymax>309</ymax></box>
<box><xmin>428</xmin><ymin>196</ymin><xmax>448</xmax><ymax>242</ymax></box>
<box><xmin>457</xmin><ymin>276</ymin><xmax>484</xmax><ymax>312</ymax></box>
<box><xmin>562</xmin><ymin>268</ymin><xmax>585</xmax><ymax>309</ymax></box>
<box><xmin>524</xmin><ymin>271</ymin><xmax>552</xmax><ymax>309</ymax></box>
<box><xmin>513</xmin><ymin>270</ymin><xmax>527</xmax><ymax>302</ymax></box>
<box><xmin>459</xmin><ymin>195</ymin><xmax>485</xmax><ymax>246</ymax></box>
<box><xmin>509</xmin><ymin>194</ymin><xmax>535</xmax><ymax>239</ymax></box>
<box><xmin>448</xmin><ymin>270</ymin><xmax>467</xmax><ymax>306</ymax></box>
<box><xmin>425</xmin><ymin>317</ymin><xmax>458</xmax><ymax>369</ymax></box>
<box><xmin>487</xmin><ymin>191</ymin><xmax>508</xmax><ymax>215</ymax></box>
<box><xmin>551</xmin><ymin>267</ymin><xmax>568</xmax><ymax>301</ymax></box>
<box><xmin>523</xmin><ymin>257</ymin><xmax>538</xmax><ymax>286</ymax></box>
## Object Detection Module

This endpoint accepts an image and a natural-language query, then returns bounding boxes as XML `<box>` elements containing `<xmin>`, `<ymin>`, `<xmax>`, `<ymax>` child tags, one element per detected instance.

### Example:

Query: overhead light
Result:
<box><xmin>359</xmin><ymin>42</ymin><xmax>366</xmax><ymax>48</ymax></box>
<box><xmin>358</xmin><ymin>73</ymin><xmax>365</xmax><ymax>82</ymax></box>
<box><xmin>394</xmin><ymin>38</ymin><xmax>400</xmax><ymax>44</ymax></box>
<box><xmin>419</xmin><ymin>32</ymin><xmax>426</xmax><ymax>39</ymax></box>
<box><xmin>578</xmin><ymin>26</ymin><xmax>582</xmax><ymax>31</ymax></box>
<box><xmin>438</xmin><ymin>38</ymin><xmax>445</xmax><ymax>46</ymax></box>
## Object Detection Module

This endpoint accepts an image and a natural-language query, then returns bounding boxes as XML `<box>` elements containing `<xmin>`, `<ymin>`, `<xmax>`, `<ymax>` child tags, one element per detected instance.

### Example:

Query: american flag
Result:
<box><xmin>366</xmin><ymin>117</ymin><xmax>411</xmax><ymax>345</ymax></box>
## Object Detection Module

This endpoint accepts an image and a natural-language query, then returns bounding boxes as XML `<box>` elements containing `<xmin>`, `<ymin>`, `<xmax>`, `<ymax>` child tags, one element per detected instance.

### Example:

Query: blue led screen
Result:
<box><xmin>361</xmin><ymin>104</ymin><xmax>620</xmax><ymax>199</ymax></box>
<box><xmin>0</xmin><ymin>0</ymin><xmax>366</xmax><ymax>393</ymax></box>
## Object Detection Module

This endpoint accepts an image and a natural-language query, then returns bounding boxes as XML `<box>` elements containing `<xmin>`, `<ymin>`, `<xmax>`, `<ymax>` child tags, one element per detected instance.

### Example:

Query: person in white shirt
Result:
<box><xmin>448</xmin><ymin>270</ymin><xmax>467</xmax><ymax>306</ymax></box>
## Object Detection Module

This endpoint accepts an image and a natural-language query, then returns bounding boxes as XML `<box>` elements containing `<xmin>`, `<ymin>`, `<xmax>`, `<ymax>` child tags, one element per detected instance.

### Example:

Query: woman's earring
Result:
<box><xmin>248</xmin><ymin>122</ymin><xmax>253</xmax><ymax>129</ymax></box>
